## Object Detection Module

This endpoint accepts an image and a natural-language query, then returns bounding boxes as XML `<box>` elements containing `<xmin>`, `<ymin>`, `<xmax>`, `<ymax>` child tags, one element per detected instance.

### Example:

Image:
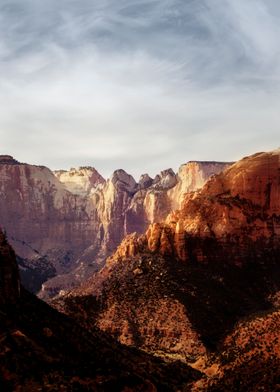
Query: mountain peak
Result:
<box><xmin>152</xmin><ymin>168</ymin><xmax>177</xmax><ymax>190</ymax></box>
<box><xmin>54</xmin><ymin>166</ymin><xmax>105</xmax><ymax>196</ymax></box>
<box><xmin>0</xmin><ymin>155</ymin><xmax>19</xmax><ymax>165</ymax></box>
<box><xmin>110</xmin><ymin>169</ymin><xmax>137</xmax><ymax>193</ymax></box>
<box><xmin>138</xmin><ymin>173</ymin><xmax>153</xmax><ymax>189</ymax></box>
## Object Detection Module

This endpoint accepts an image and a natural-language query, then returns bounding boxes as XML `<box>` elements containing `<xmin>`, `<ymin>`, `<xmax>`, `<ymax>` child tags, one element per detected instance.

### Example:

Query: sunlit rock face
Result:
<box><xmin>0</xmin><ymin>155</ymin><xmax>229</xmax><ymax>296</ymax></box>
<box><xmin>0</xmin><ymin>158</ymin><xmax>103</xmax><ymax>297</ymax></box>
<box><xmin>95</xmin><ymin>169</ymin><xmax>138</xmax><ymax>253</ymax></box>
<box><xmin>168</xmin><ymin>161</ymin><xmax>232</xmax><ymax>210</ymax></box>
<box><xmin>0</xmin><ymin>159</ymin><xmax>101</xmax><ymax>272</ymax></box>
<box><xmin>125</xmin><ymin>163</ymin><xmax>230</xmax><ymax>236</ymax></box>
<box><xmin>115</xmin><ymin>149</ymin><xmax>280</xmax><ymax>263</ymax></box>
<box><xmin>54</xmin><ymin>166</ymin><xmax>105</xmax><ymax>196</ymax></box>
<box><xmin>57</xmin><ymin>149</ymin><xmax>280</xmax><ymax>372</ymax></box>
<box><xmin>124</xmin><ymin>169</ymin><xmax>177</xmax><ymax>236</ymax></box>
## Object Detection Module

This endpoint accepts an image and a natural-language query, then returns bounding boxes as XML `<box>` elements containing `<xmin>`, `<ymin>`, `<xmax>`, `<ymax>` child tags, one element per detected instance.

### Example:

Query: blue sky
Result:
<box><xmin>0</xmin><ymin>0</ymin><xmax>280</xmax><ymax>179</ymax></box>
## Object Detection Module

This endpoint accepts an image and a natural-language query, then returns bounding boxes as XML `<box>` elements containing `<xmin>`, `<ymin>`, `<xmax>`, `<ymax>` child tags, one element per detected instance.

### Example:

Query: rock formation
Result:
<box><xmin>0</xmin><ymin>155</ymin><xmax>229</xmax><ymax>296</ymax></box>
<box><xmin>55</xmin><ymin>149</ymin><xmax>280</xmax><ymax>389</ymax></box>
<box><xmin>2</xmin><ymin>148</ymin><xmax>280</xmax><ymax>391</ymax></box>
<box><xmin>0</xmin><ymin>159</ymin><xmax>101</xmax><ymax>276</ymax></box>
<box><xmin>114</xmin><ymin>149</ymin><xmax>280</xmax><ymax>263</ymax></box>
<box><xmin>54</xmin><ymin>166</ymin><xmax>105</xmax><ymax>196</ymax></box>
<box><xmin>168</xmin><ymin>161</ymin><xmax>234</xmax><ymax>211</ymax></box>
<box><xmin>0</xmin><ymin>229</ymin><xmax>201</xmax><ymax>391</ymax></box>
<box><xmin>205</xmin><ymin>309</ymin><xmax>280</xmax><ymax>391</ymax></box>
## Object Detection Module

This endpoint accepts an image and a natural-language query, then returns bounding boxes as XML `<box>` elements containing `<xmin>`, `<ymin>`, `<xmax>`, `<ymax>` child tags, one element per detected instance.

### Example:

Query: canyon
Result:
<box><xmin>0</xmin><ymin>149</ymin><xmax>280</xmax><ymax>391</ymax></box>
<box><xmin>0</xmin><ymin>154</ymin><xmax>229</xmax><ymax>297</ymax></box>
<box><xmin>55</xmin><ymin>149</ymin><xmax>280</xmax><ymax>391</ymax></box>
<box><xmin>0</xmin><ymin>228</ymin><xmax>201</xmax><ymax>391</ymax></box>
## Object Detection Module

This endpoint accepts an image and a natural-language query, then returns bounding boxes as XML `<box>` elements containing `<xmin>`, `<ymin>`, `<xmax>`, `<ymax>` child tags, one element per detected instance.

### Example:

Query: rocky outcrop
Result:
<box><xmin>0</xmin><ymin>155</ymin><xmax>19</xmax><ymax>165</ymax></box>
<box><xmin>205</xmin><ymin>309</ymin><xmax>280</xmax><ymax>391</ymax></box>
<box><xmin>56</xmin><ymin>149</ymin><xmax>280</xmax><ymax>374</ymax></box>
<box><xmin>139</xmin><ymin>173</ymin><xmax>153</xmax><ymax>189</ymax></box>
<box><xmin>0</xmin><ymin>160</ymin><xmax>101</xmax><ymax>274</ymax></box>
<box><xmin>59</xmin><ymin>252</ymin><xmax>209</xmax><ymax>362</ymax></box>
<box><xmin>0</xmin><ymin>229</ymin><xmax>201</xmax><ymax>391</ymax></box>
<box><xmin>114</xmin><ymin>149</ymin><xmax>280</xmax><ymax>263</ymax></box>
<box><xmin>125</xmin><ymin>163</ymin><xmax>231</xmax><ymax>236</ymax></box>
<box><xmin>2</xmin><ymin>152</ymin><xmax>280</xmax><ymax>392</ymax></box>
<box><xmin>123</xmin><ymin>169</ymin><xmax>177</xmax><ymax>237</ymax></box>
<box><xmin>95</xmin><ymin>169</ymin><xmax>138</xmax><ymax>253</ymax></box>
<box><xmin>168</xmin><ymin>161</ymin><xmax>233</xmax><ymax>210</ymax></box>
<box><xmin>54</xmin><ymin>166</ymin><xmax>105</xmax><ymax>196</ymax></box>
<box><xmin>0</xmin><ymin>155</ymin><xmax>229</xmax><ymax>296</ymax></box>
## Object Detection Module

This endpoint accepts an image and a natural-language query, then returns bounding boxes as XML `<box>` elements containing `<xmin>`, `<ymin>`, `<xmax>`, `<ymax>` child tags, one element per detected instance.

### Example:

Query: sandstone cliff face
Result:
<box><xmin>114</xmin><ymin>149</ymin><xmax>280</xmax><ymax>263</ymax></box>
<box><xmin>125</xmin><ymin>163</ymin><xmax>230</xmax><ymax>235</ymax></box>
<box><xmin>95</xmin><ymin>169</ymin><xmax>138</xmax><ymax>253</ymax></box>
<box><xmin>168</xmin><ymin>161</ymin><xmax>233</xmax><ymax>211</ymax></box>
<box><xmin>56</xmin><ymin>149</ymin><xmax>280</xmax><ymax>369</ymax></box>
<box><xmin>45</xmin><ymin>163</ymin><xmax>228</xmax><ymax>298</ymax></box>
<box><xmin>0</xmin><ymin>155</ymin><xmax>229</xmax><ymax>296</ymax></box>
<box><xmin>1</xmin><ymin>174</ymin><xmax>280</xmax><ymax>392</ymax></box>
<box><xmin>124</xmin><ymin>169</ymin><xmax>178</xmax><ymax>236</ymax></box>
<box><xmin>54</xmin><ymin>166</ymin><xmax>105</xmax><ymax>196</ymax></box>
<box><xmin>0</xmin><ymin>157</ymin><xmax>101</xmax><ymax>274</ymax></box>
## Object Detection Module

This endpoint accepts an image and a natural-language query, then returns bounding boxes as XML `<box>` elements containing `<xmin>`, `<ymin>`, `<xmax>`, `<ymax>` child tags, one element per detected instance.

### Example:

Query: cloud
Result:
<box><xmin>0</xmin><ymin>0</ymin><xmax>280</xmax><ymax>179</ymax></box>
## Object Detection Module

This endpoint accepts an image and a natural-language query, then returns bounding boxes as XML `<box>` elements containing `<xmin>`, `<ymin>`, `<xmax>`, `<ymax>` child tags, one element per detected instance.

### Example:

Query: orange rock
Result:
<box><xmin>111</xmin><ymin>148</ymin><xmax>280</xmax><ymax>263</ymax></box>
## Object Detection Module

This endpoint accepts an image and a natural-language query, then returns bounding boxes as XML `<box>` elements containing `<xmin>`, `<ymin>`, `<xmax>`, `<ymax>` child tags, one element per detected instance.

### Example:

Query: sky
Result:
<box><xmin>0</xmin><ymin>0</ymin><xmax>280</xmax><ymax>180</ymax></box>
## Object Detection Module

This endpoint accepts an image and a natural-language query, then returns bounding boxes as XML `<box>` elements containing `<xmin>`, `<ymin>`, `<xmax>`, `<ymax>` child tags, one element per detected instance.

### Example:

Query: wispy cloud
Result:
<box><xmin>0</xmin><ymin>0</ymin><xmax>280</xmax><ymax>178</ymax></box>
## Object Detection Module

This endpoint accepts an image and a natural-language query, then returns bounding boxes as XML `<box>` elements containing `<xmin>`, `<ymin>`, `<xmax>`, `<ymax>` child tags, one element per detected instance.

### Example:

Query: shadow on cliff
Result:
<box><xmin>1</xmin><ymin>287</ymin><xmax>202</xmax><ymax>391</ymax></box>
<box><xmin>165</xmin><ymin>237</ymin><xmax>280</xmax><ymax>350</ymax></box>
<box><xmin>60</xmin><ymin>236</ymin><xmax>280</xmax><ymax>355</ymax></box>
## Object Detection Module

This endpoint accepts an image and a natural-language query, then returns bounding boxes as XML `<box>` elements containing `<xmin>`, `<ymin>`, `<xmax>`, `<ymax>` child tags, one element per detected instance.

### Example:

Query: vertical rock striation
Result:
<box><xmin>57</xmin><ymin>149</ymin><xmax>280</xmax><ymax>371</ymax></box>
<box><xmin>0</xmin><ymin>155</ymin><xmax>230</xmax><ymax>296</ymax></box>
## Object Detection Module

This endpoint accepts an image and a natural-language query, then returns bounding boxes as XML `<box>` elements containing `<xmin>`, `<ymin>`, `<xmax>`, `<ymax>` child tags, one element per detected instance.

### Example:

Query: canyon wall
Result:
<box><xmin>57</xmin><ymin>149</ymin><xmax>280</xmax><ymax>367</ymax></box>
<box><xmin>0</xmin><ymin>155</ymin><xmax>230</xmax><ymax>295</ymax></box>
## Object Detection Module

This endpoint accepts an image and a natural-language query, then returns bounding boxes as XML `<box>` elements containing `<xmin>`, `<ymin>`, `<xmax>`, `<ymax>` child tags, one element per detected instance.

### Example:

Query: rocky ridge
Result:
<box><xmin>55</xmin><ymin>149</ymin><xmax>280</xmax><ymax>391</ymax></box>
<box><xmin>205</xmin><ymin>309</ymin><xmax>280</xmax><ymax>391</ymax></box>
<box><xmin>0</xmin><ymin>160</ymin><xmax>101</xmax><ymax>283</ymax></box>
<box><xmin>0</xmin><ymin>155</ymin><xmax>230</xmax><ymax>297</ymax></box>
<box><xmin>1</xmin><ymin>225</ymin><xmax>279</xmax><ymax>390</ymax></box>
<box><xmin>0</xmin><ymin>229</ymin><xmax>202</xmax><ymax>391</ymax></box>
<box><xmin>113</xmin><ymin>149</ymin><xmax>280</xmax><ymax>262</ymax></box>
<box><xmin>54</xmin><ymin>166</ymin><xmax>105</xmax><ymax>196</ymax></box>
